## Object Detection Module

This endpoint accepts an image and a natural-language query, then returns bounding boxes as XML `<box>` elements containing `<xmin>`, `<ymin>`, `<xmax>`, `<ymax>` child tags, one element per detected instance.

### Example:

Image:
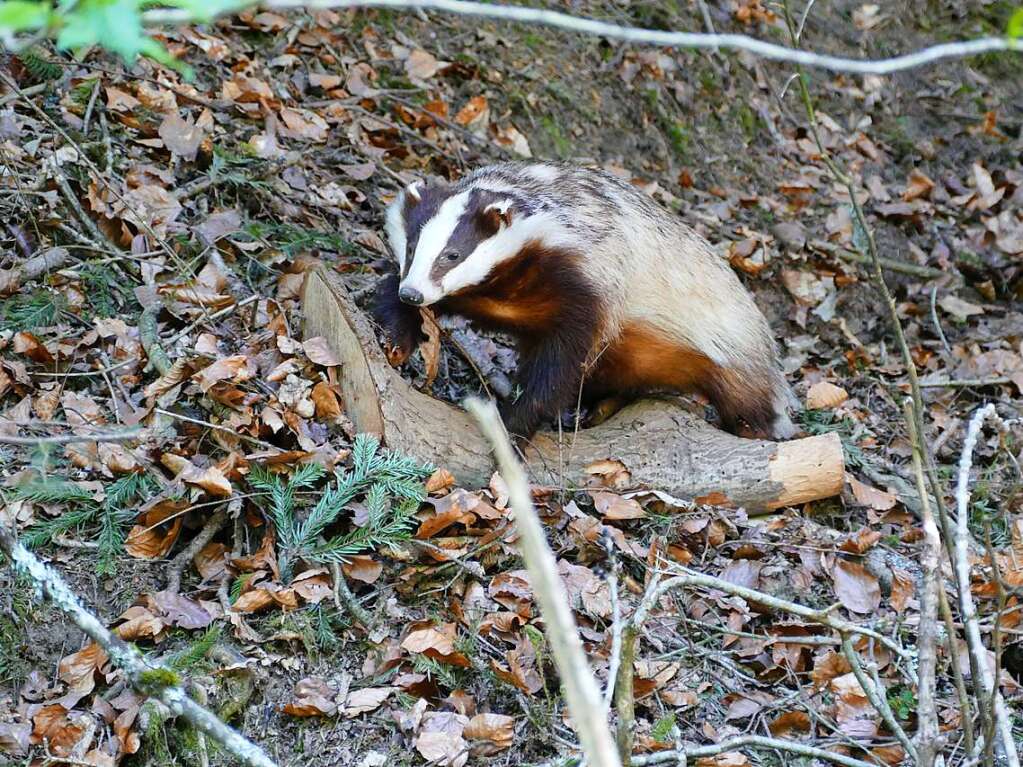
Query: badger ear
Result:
<box><xmin>481</xmin><ymin>198</ymin><xmax>514</xmax><ymax>232</ymax></box>
<box><xmin>405</xmin><ymin>181</ymin><xmax>423</xmax><ymax>204</ymax></box>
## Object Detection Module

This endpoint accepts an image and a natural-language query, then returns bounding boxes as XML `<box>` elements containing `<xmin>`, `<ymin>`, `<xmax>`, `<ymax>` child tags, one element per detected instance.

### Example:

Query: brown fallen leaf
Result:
<box><xmin>806</xmin><ymin>381</ymin><xmax>848</xmax><ymax>410</ymax></box>
<box><xmin>464</xmin><ymin>713</ymin><xmax>514</xmax><ymax>755</ymax></box>
<box><xmin>415</xmin><ymin>711</ymin><xmax>469</xmax><ymax>767</ymax></box>
<box><xmin>903</xmin><ymin>168</ymin><xmax>935</xmax><ymax>202</ymax></box>
<box><xmin>832</xmin><ymin>559</ymin><xmax>881</xmax><ymax>614</ymax></box>
<box><xmin>30</xmin><ymin>705</ymin><xmax>89</xmax><ymax>756</ymax></box>
<box><xmin>58</xmin><ymin>642</ymin><xmax>108</xmax><ymax>709</ymax></box>
<box><xmin>158</xmin><ymin>112</ymin><xmax>205</xmax><ymax>161</ymax></box>
<box><xmin>768</xmin><ymin>709</ymin><xmax>811</xmax><ymax>736</ymax></box>
<box><xmin>848</xmin><ymin>475</ymin><xmax>897</xmax><ymax>511</ymax></box>
<box><xmin>590</xmin><ymin>491</ymin><xmax>646</xmax><ymax>520</ymax></box>
<box><xmin>454</xmin><ymin>95</ymin><xmax>488</xmax><ymax>128</ymax></box>
<box><xmin>303</xmin><ymin>336</ymin><xmax>341</xmax><ymax>367</ymax></box>
<box><xmin>161</xmin><ymin>454</ymin><xmax>234</xmax><ymax>497</ymax></box>
<box><xmin>343</xmin><ymin>687</ymin><xmax>394</xmax><ymax>717</ymax></box>
<box><xmin>283</xmin><ymin>677</ymin><xmax>337</xmax><ymax>717</ymax></box>
<box><xmin>124</xmin><ymin>499</ymin><xmax>187</xmax><ymax>558</ymax></box>
<box><xmin>342</xmin><ymin>555</ymin><xmax>383</xmax><ymax>584</ymax></box>
<box><xmin>194</xmin><ymin>355</ymin><xmax>255</xmax><ymax>392</ymax></box>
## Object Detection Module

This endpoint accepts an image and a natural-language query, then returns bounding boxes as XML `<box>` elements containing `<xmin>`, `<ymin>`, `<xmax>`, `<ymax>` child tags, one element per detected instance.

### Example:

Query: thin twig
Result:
<box><xmin>0</xmin><ymin>524</ymin><xmax>277</xmax><ymax>767</ymax></box>
<box><xmin>639</xmin><ymin>568</ymin><xmax>913</xmax><ymax>664</ymax></box>
<box><xmin>905</xmin><ymin>400</ymin><xmax>944</xmax><ymax>767</ymax></box>
<box><xmin>140</xmin><ymin>0</ymin><xmax>1020</xmax><ymax>75</ymax></box>
<box><xmin>0</xmin><ymin>81</ymin><xmax>46</xmax><ymax>108</ymax></box>
<box><xmin>330</xmin><ymin>561</ymin><xmax>374</xmax><ymax>627</ymax></box>
<box><xmin>919</xmin><ymin>377</ymin><xmax>1011</xmax><ymax>389</ymax></box>
<box><xmin>0</xmin><ymin>427</ymin><xmax>142</xmax><ymax>445</ymax></box>
<box><xmin>466</xmin><ymin>398</ymin><xmax>621</xmax><ymax>767</ymax></box>
<box><xmin>154</xmin><ymin>409</ymin><xmax>280</xmax><ymax>452</ymax></box>
<box><xmin>954</xmin><ymin>404</ymin><xmax>1020</xmax><ymax>767</ymax></box>
<box><xmin>166</xmin><ymin>507</ymin><xmax>229</xmax><ymax>594</ymax></box>
<box><xmin>630</xmin><ymin>734</ymin><xmax>878</xmax><ymax>767</ymax></box>
<box><xmin>839</xmin><ymin>634</ymin><xmax>917</xmax><ymax>761</ymax></box>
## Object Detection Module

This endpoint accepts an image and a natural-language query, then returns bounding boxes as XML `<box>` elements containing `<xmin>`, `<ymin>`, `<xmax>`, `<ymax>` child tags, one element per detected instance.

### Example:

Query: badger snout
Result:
<box><xmin>398</xmin><ymin>285</ymin><xmax>425</xmax><ymax>306</ymax></box>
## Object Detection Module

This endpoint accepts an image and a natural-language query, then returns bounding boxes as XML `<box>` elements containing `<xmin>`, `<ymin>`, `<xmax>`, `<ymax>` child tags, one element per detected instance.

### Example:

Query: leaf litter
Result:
<box><xmin>1</xmin><ymin>2</ymin><xmax>1022</xmax><ymax>766</ymax></box>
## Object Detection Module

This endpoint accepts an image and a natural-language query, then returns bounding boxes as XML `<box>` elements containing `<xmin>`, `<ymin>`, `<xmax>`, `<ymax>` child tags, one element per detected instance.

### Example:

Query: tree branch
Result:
<box><xmin>0</xmin><ymin>524</ymin><xmax>277</xmax><ymax>767</ymax></box>
<box><xmin>138</xmin><ymin>0</ymin><xmax>1020</xmax><ymax>75</ymax></box>
<box><xmin>953</xmin><ymin>404</ymin><xmax>1020</xmax><ymax>767</ymax></box>
<box><xmin>631</xmin><ymin>735</ymin><xmax>879</xmax><ymax>767</ymax></box>
<box><xmin>466</xmin><ymin>398</ymin><xmax>621</xmax><ymax>767</ymax></box>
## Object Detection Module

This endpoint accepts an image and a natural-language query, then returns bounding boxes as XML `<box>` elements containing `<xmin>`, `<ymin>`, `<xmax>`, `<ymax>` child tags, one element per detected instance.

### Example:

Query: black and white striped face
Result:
<box><xmin>385</xmin><ymin>182</ymin><xmax>545</xmax><ymax>306</ymax></box>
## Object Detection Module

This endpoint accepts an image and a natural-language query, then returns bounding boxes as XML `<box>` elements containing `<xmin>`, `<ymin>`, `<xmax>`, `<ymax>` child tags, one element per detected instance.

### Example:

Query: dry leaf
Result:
<box><xmin>939</xmin><ymin>295</ymin><xmax>984</xmax><ymax>321</ymax></box>
<box><xmin>903</xmin><ymin>168</ymin><xmax>934</xmax><ymax>201</ymax></box>
<box><xmin>832</xmin><ymin>559</ymin><xmax>881</xmax><ymax>614</ymax></box>
<box><xmin>890</xmin><ymin>567</ymin><xmax>915</xmax><ymax>612</ymax></box>
<box><xmin>848</xmin><ymin>475</ymin><xmax>897</xmax><ymax>510</ymax></box>
<box><xmin>590</xmin><ymin>491</ymin><xmax>646</xmax><ymax>520</ymax></box>
<box><xmin>58</xmin><ymin>642</ymin><xmax>108</xmax><ymax>708</ymax></box>
<box><xmin>454</xmin><ymin>95</ymin><xmax>488</xmax><ymax>127</ymax></box>
<box><xmin>303</xmin><ymin>337</ymin><xmax>341</xmax><ymax>366</ymax></box>
<box><xmin>124</xmin><ymin>499</ymin><xmax>187</xmax><ymax>558</ymax></box>
<box><xmin>806</xmin><ymin>381</ymin><xmax>848</xmax><ymax>410</ymax></box>
<box><xmin>768</xmin><ymin>710</ymin><xmax>811</xmax><ymax>736</ymax></box>
<box><xmin>464</xmin><ymin>713</ymin><xmax>514</xmax><ymax>754</ymax></box>
<box><xmin>420</xmin><ymin>309</ymin><xmax>442</xmax><ymax>388</ymax></box>
<box><xmin>415</xmin><ymin>712</ymin><xmax>469</xmax><ymax>767</ymax></box>
<box><xmin>342</xmin><ymin>555</ymin><xmax>383</xmax><ymax>584</ymax></box>
<box><xmin>194</xmin><ymin>355</ymin><xmax>255</xmax><ymax>392</ymax></box>
<box><xmin>343</xmin><ymin>687</ymin><xmax>393</xmax><ymax>716</ymax></box>
<box><xmin>161</xmin><ymin>454</ymin><xmax>234</xmax><ymax>497</ymax></box>
<box><xmin>283</xmin><ymin>677</ymin><xmax>337</xmax><ymax>717</ymax></box>
<box><xmin>158</xmin><ymin>112</ymin><xmax>204</xmax><ymax>161</ymax></box>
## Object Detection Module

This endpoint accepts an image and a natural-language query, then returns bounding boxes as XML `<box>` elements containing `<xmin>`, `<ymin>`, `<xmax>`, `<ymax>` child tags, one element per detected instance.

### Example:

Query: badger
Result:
<box><xmin>372</xmin><ymin>162</ymin><xmax>797</xmax><ymax>442</ymax></box>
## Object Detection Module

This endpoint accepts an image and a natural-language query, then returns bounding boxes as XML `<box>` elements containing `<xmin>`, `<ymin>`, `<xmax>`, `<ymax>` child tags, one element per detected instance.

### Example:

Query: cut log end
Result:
<box><xmin>303</xmin><ymin>268</ymin><xmax>845</xmax><ymax>510</ymax></box>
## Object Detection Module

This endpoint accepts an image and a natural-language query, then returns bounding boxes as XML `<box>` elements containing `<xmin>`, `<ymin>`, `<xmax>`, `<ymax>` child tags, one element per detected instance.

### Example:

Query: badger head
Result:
<box><xmin>385</xmin><ymin>181</ymin><xmax>540</xmax><ymax>306</ymax></box>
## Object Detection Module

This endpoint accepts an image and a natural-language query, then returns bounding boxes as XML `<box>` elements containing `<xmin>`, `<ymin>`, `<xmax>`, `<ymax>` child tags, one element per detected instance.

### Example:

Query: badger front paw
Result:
<box><xmin>372</xmin><ymin>275</ymin><xmax>423</xmax><ymax>366</ymax></box>
<box><xmin>499</xmin><ymin>401</ymin><xmax>543</xmax><ymax>444</ymax></box>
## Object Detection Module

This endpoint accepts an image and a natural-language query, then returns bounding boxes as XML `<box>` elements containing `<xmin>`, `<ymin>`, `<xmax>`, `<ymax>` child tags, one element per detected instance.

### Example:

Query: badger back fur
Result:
<box><xmin>373</xmin><ymin>161</ymin><xmax>797</xmax><ymax>441</ymax></box>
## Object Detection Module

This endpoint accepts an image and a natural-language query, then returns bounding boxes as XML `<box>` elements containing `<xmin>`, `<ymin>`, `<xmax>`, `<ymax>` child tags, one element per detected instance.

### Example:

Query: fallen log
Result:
<box><xmin>303</xmin><ymin>268</ymin><xmax>844</xmax><ymax>510</ymax></box>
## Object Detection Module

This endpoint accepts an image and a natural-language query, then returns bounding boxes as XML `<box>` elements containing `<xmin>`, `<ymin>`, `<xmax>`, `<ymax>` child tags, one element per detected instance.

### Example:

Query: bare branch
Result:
<box><xmin>905</xmin><ymin>400</ymin><xmax>943</xmax><ymax>767</ymax></box>
<box><xmin>953</xmin><ymin>404</ymin><xmax>1020</xmax><ymax>767</ymax></box>
<box><xmin>638</xmin><ymin>568</ymin><xmax>914</xmax><ymax>665</ymax></box>
<box><xmin>139</xmin><ymin>0</ymin><xmax>1020</xmax><ymax>76</ymax></box>
<box><xmin>466</xmin><ymin>398</ymin><xmax>621</xmax><ymax>767</ymax></box>
<box><xmin>0</xmin><ymin>426</ymin><xmax>142</xmax><ymax>445</ymax></box>
<box><xmin>0</xmin><ymin>524</ymin><xmax>278</xmax><ymax>767</ymax></box>
<box><xmin>631</xmin><ymin>734</ymin><xmax>879</xmax><ymax>767</ymax></box>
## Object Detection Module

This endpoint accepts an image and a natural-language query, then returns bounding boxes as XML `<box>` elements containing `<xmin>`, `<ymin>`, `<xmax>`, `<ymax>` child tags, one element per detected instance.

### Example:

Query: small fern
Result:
<box><xmin>168</xmin><ymin>626</ymin><xmax>222</xmax><ymax>672</ymax></box>
<box><xmin>250</xmin><ymin>435</ymin><xmax>432</xmax><ymax>581</ymax></box>
<box><xmin>1</xmin><ymin>291</ymin><xmax>65</xmax><ymax>331</ymax></box>
<box><xmin>20</xmin><ymin>49</ymin><xmax>62</xmax><ymax>82</ymax></box>
<box><xmin>18</xmin><ymin>472</ymin><xmax>155</xmax><ymax>574</ymax></box>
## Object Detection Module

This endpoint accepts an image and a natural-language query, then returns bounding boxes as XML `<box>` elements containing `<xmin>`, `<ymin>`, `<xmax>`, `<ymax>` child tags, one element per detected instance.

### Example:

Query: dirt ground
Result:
<box><xmin>0</xmin><ymin>1</ymin><xmax>1021</xmax><ymax>766</ymax></box>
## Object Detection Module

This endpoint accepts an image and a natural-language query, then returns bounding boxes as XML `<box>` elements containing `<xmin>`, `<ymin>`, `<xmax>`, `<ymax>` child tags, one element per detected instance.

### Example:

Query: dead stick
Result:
<box><xmin>0</xmin><ymin>524</ymin><xmax>277</xmax><ymax>767</ymax></box>
<box><xmin>954</xmin><ymin>404</ymin><xmax>1020</xmax><ymax>767</ymax></box>
<box><xmin>631</xmin><ymin>735</ymin><xmax>878</xmax><ymax>767</ymax></box>
<box><xmin>906</xmin><ymin>400</ymin><xmax>942</xmax><ymax>766</ymax></box>
<box><xmin>466</xmin><ymin>398</ymin><xmax>621</xmax><ymax>767</ymax></box>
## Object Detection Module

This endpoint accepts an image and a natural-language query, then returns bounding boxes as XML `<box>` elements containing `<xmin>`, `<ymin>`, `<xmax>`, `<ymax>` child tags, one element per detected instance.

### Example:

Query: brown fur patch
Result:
<box><xmin>589</xmin><ymin>323</ymin><xmax>778</xmax><ymax>438</ymax></box>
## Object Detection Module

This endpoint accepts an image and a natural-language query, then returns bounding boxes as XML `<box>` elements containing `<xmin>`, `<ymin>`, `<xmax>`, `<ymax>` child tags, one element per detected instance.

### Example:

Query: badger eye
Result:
<box><xmin>441</xmin><ymin>250</ymin><xmax>460</xmax><ymax>263</ymax></box>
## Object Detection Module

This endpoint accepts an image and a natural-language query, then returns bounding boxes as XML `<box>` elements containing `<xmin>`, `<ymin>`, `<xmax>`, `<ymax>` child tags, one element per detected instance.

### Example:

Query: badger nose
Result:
<box><xmin>398</xmin><ymin>286</ymin><xmax>424</xmax><ymax>306</ymax></box>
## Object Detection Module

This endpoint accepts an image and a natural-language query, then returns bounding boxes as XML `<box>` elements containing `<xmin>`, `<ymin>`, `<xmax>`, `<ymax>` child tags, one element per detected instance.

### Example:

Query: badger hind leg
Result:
<box><xmin>704</xmin><ymin>369</ymin><xmax>798</xmax><ymax>441</ymax></box>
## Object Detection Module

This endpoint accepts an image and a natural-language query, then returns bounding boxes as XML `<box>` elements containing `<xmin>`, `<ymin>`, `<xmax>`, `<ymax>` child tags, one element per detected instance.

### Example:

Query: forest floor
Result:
<box><xmin>1</xmin><ymin>1</ymin><xmax>1022</xmax><ymax>766</ymax></box>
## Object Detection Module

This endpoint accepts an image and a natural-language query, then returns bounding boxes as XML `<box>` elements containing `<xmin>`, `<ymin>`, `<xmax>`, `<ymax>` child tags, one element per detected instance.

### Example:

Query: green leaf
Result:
<box><xmin>1008</xmin><ymin>7</ymin><xmax>1023</xmax><ymax>39</ymax></box>
<box><xmin>0</xmin><ymin>1</ymin><xmax>52</xmax><ymax>33</ymax></box>
<box><xmin>57</xmin><ymin>0</ymin><xmax>149</xmax><ymax>60</ymax></box>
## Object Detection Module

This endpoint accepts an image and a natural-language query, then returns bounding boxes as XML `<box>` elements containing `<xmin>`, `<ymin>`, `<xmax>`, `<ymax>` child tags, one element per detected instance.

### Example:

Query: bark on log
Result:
<box><xmin>303</xmin><ymin>268</ymin><xmax>844</xmax><ymax>510</ymax></box>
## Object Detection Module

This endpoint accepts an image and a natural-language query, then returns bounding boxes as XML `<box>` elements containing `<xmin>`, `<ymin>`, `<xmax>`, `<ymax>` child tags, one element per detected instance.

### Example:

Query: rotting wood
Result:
<box><xmin>303</xmin><ymin>268</ymin><xmax>844</xmax><ymax>510</ymax></box>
